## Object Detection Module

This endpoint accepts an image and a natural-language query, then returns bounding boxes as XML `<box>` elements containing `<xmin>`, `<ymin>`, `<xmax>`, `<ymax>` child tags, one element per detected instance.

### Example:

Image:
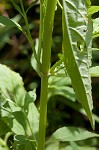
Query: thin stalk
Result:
<box><xmin>37</xmin><ymin>0</ymin><xmax>57</xmax><ymax>150</ymax></box>
<box><xmin>38</xmin><ymin>0</ymin><xmax>47</xmax><ymax>60</ymax></box>
<box><xmin>20</xmin><ymin>0</ymin><xmax>40</xmax><ymax>63</ymax></box>
<box><xmin>37</xmin><ymin>75</ymin><xmax>48</xmax><ymax>150</ymax></box>
<box><xmin>37</xmin><ymin>1</ymin><xmax>42</xmax><ymax>60</ymax></box>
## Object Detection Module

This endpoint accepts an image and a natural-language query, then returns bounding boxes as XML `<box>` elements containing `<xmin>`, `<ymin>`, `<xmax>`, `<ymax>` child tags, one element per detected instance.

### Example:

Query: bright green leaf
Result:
<box><xmin>89</xmin><ymin>66</ymin><xmax>99</xmax><ymax>77</ymax></box>
<box><xmin>24</xmin><ymin>91</ymin><xmax>39</xmax><ymax>139</ymax></box>
<box><xmin>47</xmin><ymin>127</ymin><xmax>99</xmax><ymax>143</ymax></box>
<box><xmin>93</xmin><ymin>18</ymin><xmax>99</xmax><ymax>38</ymax></box>
<box><xmin>62</xmin><ymin>0</ymin><xmax>94</xmax><ymax>128</ymax></box>
<box><xmin>88</xmin><ymin>6</ymin><xmax>99</xmax><ymax>16</ymax></box>
<box><xmin>0</xmin><ymin>64</ymin><xmax>26</xmax><ymax>106</ymax></box>
<box><xmin>0</xmin><ymin>138</ymin><xmax>9</xmax><ymax>150</ymax></box>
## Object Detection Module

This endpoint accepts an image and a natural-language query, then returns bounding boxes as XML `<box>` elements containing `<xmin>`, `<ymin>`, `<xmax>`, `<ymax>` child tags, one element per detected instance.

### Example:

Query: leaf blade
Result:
<box><xmin>48</xmin><ymin>127</ymin><xmax>99</xmax><ymax>143</ymax></box>
<box><xmin>62</xmin><ymin>0</ymin><xmax>94</xmax><ymax>128</ymax></box>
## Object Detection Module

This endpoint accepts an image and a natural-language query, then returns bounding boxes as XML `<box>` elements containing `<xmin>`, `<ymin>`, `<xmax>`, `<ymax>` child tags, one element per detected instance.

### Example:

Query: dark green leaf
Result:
<box><xmin>0</xmin><ymin>119</ymin><xmax>10</xmax><ymax>136</ymax></box>
<box><xmin>14</xmin><ymin>135</ymin><xmax>36</xmax><ymax>150</ymax></box>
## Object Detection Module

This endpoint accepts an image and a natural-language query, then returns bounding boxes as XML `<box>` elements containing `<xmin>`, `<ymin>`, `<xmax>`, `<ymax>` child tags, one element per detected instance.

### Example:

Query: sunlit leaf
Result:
<box><xmin>0</xmin><ymin>138</ymin><xmax>9</xmax><ymax>150</ymax></box>
<box><xmin>89</xmin><ymin>66</ymin><xmax>99</xmax><ymax>77</ymax></box>
<box><xmin>62</xmin><ymin>0</ymin><xmax>94</xmax><ymax>128</ymax></box>
<box><xmin>88</xmin><ymin>6</ymin><xmax>99</xmax><ymax>16</ymax></box>
<box><xmin>93</xmin><ymin>17</ymin><xmax>99</xmax><ymax>38</ymax></box>
<box><xmin>0</xmin><ymin>64</ymin><xmax>38</xmax><ymax>148</ymax></box>
<box><xmin>47</xmin><ymin>127</ymin><xmax>99</xmax><ymax>143</ymax></box>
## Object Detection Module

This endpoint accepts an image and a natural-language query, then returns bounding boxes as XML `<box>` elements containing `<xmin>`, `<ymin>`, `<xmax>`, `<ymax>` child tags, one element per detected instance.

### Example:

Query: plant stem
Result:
<box><xmin>37</xmin><ymin>0</ymin><xmax>57</xmax><ymax>150</ymax></box>
<box><xmin>20</xmin><ymin>0</ymin><xmax>40</xmax><ymax>64</ymax></box>
<box><xmin>37</xmin><ymin>75</ymin><xmax>48</xmax><ymax>150</ymax></box>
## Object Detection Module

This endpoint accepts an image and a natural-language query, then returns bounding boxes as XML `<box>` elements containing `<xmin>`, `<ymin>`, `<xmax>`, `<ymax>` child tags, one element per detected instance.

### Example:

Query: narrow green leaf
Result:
<box><xmin>24</xmin><ymin>91</ymin><xmax>39</xmax><ymax>139</ymax></box>
<box><xmin>31</xmin><ymin>54</ymin><xmax>42</xmax><ymax>76</ymax></box>
<box><xmin>92</xmin><ymin>48</ymin><xmax>99</xmax><ymax>51</ymax></box>
<box><xmin>62</xmin><ymin>0</ymin><xmax>94</xmax><ymax>128</ymax></box>
<box><xmin>0</xmin><ymin>138</ymin><xmax>9</xmax><ymax>150</ymax></box>
<box><xmin>10</xmin><ymin>0</ymin><xmax>23</xmax><ymax>16</ymax></box>
<box><xmin>47</xmin><ymin>127</ymin><xmax>99</xmax><ymax>143</ymax></box>
<box><xmin>0</xmin><ymin>16</ymin><xmax>22</xmax><ymax>31</ymax></box>
<box><xmin>89</xmin><ymin>66</ymin><xmax>99</xmax><ymax>77</ymax></box>
<box><xmin>88</xmin><ymin>6</ymin><xmax>99</xmax><ymax>16</ymax></box>
<box><xmin>26</xmin><ymin>0</ymin><xmax>38</xmax><ymax>14</ymax></box>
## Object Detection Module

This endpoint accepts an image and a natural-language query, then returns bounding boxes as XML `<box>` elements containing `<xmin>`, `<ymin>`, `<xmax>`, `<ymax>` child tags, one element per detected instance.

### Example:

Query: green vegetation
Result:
<box><xmin>0</xmin><ymin>0</ymin><xmax>99</xmax><ymax>149</ymax></box>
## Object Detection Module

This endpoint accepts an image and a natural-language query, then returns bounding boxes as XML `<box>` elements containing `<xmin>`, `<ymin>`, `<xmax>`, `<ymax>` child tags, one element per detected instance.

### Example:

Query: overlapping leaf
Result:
<box><xmin>0</xmin><ymin>64</ymin><xmax>39</xmax><ymax>149</ymax></box>
<box><xmin>62</xmin><ymin>0</ymin><xmax>94</xmax><ymax>127</ymax></box>
<box><xmin>47</xmin><ymin>127</ymin><xmax>99</xmax><ymax>143</ymax></box>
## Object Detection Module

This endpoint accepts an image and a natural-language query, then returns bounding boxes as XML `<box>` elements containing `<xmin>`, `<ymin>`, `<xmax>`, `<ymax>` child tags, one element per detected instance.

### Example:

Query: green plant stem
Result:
<box><xmin>37</xmin><ymin>75</ymin><xmax>48</xmax><ymax>150</ymax></box>
<box><xmin>20</xmin><ymin>0</ymin><xmax>40</xmax><ymax>64</ymax></box>
<box><xmin>37</xmin><ymin>0</ymin><xmax>57</xmax><ymax>150</ymax></box>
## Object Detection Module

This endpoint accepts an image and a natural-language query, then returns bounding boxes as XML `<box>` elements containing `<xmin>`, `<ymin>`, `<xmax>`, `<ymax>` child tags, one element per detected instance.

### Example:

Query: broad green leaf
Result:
<box><xmin>67</xmin><ymin>143</ymin><xmax>97</xmax><ymax>150</ymax></box>
<box><xmin>62</xmin><ymin>0</ymin><xmax>94</xmax><ymax>128</ymax></box>
<box><xmin>46</xmin><ymin>141</ymin><xmax>98</xmax><ymax>150</ymax></box>
<box><xmin>48</xmin><ymin>76</ymin><xmax>76</xmax><ymax>101</ymax></box>
<box><xmin>1</xmin><ymin>90</ymin><xmax>38</xmax><ymax>147</ymax></box>
<box><xmin>0</xmin><ymin>64</ymin><xmax>38</xmax><ymax>148</ymax></box>
<box><xmin>2</xmin><ymin>101</ymin><xmax>27</xmax><ymax>135</ymax></box>
<box><xmin>0</xmin><ymin>16</ymin><xmax>22</xmax><ymax>31</ymax></box>
<box><xmin>47</xmin><ymin>127</ymin><xmax>99</xmax><ymax>143</ymax></box>
<box><xmin>46</xmin><ymin>142</ymin><xmax>59</xmax><ymax>150</ymax></box>
<box><xmin>0</xmin><ymin>64</ymin><xmax>26</xmax><ymax>106</ymax></box>
<box><xmin>88</xmin><ymin>6</ymin><xmax>99</xmax><ymax>16</ymax></box>
<box><xmin>89</xmin><ymin>66</ymin><xmax>99</xmax><ymax>77</ymax></box>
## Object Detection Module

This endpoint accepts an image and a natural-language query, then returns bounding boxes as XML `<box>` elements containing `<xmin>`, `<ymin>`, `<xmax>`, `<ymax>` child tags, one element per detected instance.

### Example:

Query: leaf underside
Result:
<box><xmin>62</xmin><ymin>0</ymin><xmax>94</xmax><ymax>128</ymax></box>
